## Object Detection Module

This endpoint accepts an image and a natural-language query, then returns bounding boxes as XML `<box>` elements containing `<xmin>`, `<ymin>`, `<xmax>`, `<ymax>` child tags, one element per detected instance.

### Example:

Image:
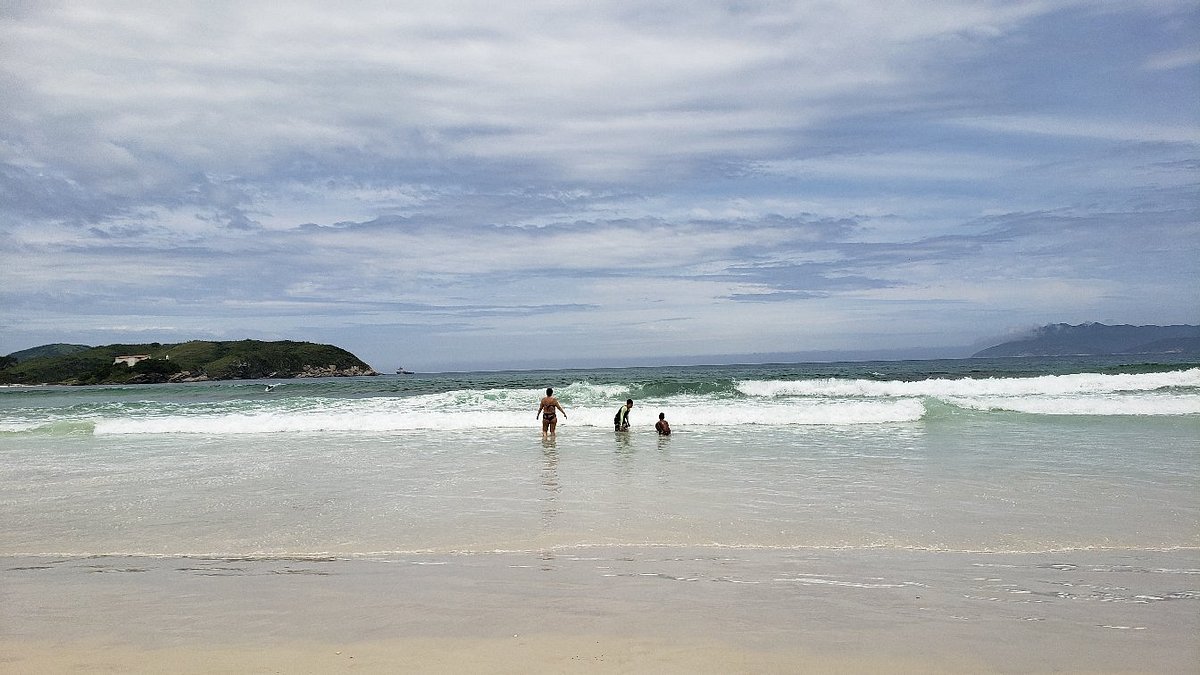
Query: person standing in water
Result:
<box><xmin>655</xmin><ymin>412</ymin><xmax>671</xmax><ymax>436</ymax></box>
<box><xmin>537</xmin><ymin>388</ymin><xmax>567</xmax><ymax>438</ymax></box>
<box><xmin>614</xmin><ymin>399</ymin><xmax>633</xmax><ymax>431</ymax></box>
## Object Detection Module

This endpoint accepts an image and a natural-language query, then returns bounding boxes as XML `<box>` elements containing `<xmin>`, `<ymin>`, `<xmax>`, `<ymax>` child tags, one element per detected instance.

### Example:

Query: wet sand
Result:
<box><xmin>3</xmin><ymin>548</ymin><xmax>1196</xmax><ymax>673</ymax></box>
<box><xmin>0</xmin><ymin>637</ymin><xmax>981</xmax><ymax>674</ymax></box>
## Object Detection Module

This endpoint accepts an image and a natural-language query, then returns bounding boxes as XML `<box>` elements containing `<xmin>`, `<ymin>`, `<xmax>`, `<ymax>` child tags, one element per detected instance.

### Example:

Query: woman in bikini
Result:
<box><xmin>537</xmin><ymin>387</ymin><xmax>567</xmax><ymax>437</ymax></box>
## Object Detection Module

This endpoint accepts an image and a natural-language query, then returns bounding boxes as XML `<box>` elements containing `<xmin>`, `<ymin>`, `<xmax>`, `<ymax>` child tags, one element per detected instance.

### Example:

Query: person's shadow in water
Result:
<box><xmin>540</xmin><ymin>438</ymin><xmax>560</xmax><ymax>527</ymax></box>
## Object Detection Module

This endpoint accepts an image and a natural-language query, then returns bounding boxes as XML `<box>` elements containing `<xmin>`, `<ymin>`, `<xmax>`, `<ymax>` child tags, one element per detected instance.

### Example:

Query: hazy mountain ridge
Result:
<box><xmin>972</xmin><ymin>323</ymin><xmax>1200</xmax><ymax>358</ymax></box>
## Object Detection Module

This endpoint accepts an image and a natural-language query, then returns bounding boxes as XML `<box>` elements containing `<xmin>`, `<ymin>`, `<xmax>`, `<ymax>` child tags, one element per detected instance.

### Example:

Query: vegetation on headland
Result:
<box><xmin>5</xmin><ymin>343</ymin><xmax>91</xmax><ymax>364</ymax></box>
<box><xmin>0</xmin><ymin>340</ymin><xmax>377</xmax><ymax>385</ymax></box>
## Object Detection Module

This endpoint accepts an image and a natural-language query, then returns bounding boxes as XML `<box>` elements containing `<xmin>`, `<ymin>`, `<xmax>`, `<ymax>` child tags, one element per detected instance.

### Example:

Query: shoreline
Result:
<box><xmin>4</xmin><ymin>548</ymin><xmax>1196</xmax><ymax>673</ymax></box>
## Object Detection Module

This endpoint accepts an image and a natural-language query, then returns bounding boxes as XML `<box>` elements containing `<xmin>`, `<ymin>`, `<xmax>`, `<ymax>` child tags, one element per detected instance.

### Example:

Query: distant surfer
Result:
<box><xmin>537</xmin><ymin>388</ymin><xmax>567</xmax><ymax>438</ymax></box>
<box><xmin>655</xmin><ymin>412</ymin><xmax>671</xmax><ymax>436</ymax></box>
<box><xmin>614</xmin><ymin>399</ymin><xmax>633</xmax><ymax>431</ymax></box>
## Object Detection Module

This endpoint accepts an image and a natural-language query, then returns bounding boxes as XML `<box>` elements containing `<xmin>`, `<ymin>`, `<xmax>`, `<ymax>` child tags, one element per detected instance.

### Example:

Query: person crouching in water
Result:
<box><xmin>655</xmin><ymin>412</ymin><xmax>671</xmax><ymax>436</ymax></box>
<box><xmin>614</xmin><ymin>399</ymin><xmax>633</xmax><ymax>431</ymax></box>
<box><xmin>538</xmin><ymin>387</ymin><xmax>567</xmax><ymax>438</ymax></box>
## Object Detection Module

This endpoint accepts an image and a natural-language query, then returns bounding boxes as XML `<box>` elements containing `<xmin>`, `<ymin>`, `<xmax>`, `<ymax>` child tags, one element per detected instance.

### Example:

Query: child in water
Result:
<box><xmin>655</xmin><ymin>412</ymin><xmax>671</xmax><ymax>436</ymax></box>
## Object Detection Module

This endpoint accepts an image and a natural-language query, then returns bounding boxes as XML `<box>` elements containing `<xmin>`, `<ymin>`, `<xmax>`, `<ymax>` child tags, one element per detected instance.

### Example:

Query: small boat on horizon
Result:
<box><xmin>396</xmin><ymin>367</ymin><xmax>414</xmax><ymax>375</ymax></box>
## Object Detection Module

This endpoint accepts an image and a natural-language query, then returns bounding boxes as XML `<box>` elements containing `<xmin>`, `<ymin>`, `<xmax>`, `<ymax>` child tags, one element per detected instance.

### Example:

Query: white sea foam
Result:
<box><xmin>946</xmin><ymin>393</ymin><xmax>1200</xmax><ymax>416</ymax></box>
<box><xmin>92</xmin><ymin>398</ymin><xmax>927</xmax><ymax>434</ymax></box>
<box><xmin>737</xmin><ymin>369</ymin><xmax>1200</xmax><ymax>399</ymax></box>
<box><xmin>654</xmin><ymin>399</ymin><xmax>926</xmax><ymax>427</ymax></box>
<box><xmin>27</xmin><ymin>369</ymin><xmax>1200</xmax><ymax>437</ymax></box>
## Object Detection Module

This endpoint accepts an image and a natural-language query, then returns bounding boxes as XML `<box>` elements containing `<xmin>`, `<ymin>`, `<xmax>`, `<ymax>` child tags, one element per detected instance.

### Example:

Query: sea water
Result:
<box><xmin>3</xmin><ymin>356</ymin><xmax>1199</xmax><ymax>669</ymax></box>
<box><xmin>1</xmin><ymin>356</ymin><xmax>1197</xmax><ymax>558</ymax></box>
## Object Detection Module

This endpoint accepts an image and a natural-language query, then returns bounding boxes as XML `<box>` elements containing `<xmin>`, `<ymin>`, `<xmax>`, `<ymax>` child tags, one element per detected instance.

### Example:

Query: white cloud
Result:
<box><xmin>1144</xmin><ymin>46</ymin><xmax>1200</xmax><ymax>71</ymax></box>
<box><xmin>952</xmin><ymin>115</ymin><xmax>1200</xmax><ymax>144</ymax></box>
<box><xmin>752</xmin><ymin>151</ymin><xmax>1029</xmax><ymax>183</ymax></box>
<box><xmin>2</xmin><ymin>1</ymin><xmax>1196</xmax><ymax>367</ymax></box>
<box><xmin>1</xmin><ymin>0</ymin><xmax>1079</xmax><ymax>187</ymax></box>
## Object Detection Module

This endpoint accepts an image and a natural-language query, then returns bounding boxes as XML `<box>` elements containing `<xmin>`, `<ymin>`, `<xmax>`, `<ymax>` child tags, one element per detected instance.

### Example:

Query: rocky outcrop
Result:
<box><xmin>162</xmin><ymin>365</ymin><xmax>378</xmax><ymax>382</ymax></box>
<box><xmin>294</xmin><ymin>364</ymin><xmax>378</xmax><ymax>378</ymax></box>
<box><xmin>167</xmin><ymin>371</ymin><xmax>211</xmax><ymax>383</ymax></box>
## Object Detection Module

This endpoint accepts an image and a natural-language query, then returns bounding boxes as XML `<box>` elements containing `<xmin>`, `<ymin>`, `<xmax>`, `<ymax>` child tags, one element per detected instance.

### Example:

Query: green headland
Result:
<box><xmin>1</xmin><ymin>340</ymin><xmax>377</xmax><ymax>385</ymax></box>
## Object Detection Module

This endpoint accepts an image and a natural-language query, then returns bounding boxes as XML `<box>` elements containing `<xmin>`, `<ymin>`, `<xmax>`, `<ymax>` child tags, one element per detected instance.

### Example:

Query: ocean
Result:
<box><xmin>2</xmin><ymin>356</ymin><xmax>1198</xmax><ymax>671</ymax></box>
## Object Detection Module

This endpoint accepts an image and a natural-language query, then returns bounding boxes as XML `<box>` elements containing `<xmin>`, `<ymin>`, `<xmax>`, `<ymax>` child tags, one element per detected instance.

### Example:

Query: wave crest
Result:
<box><xmin>737</xmin><ymin>369</ymin><xmax>1200</xmax><ymax>399</ymax></box>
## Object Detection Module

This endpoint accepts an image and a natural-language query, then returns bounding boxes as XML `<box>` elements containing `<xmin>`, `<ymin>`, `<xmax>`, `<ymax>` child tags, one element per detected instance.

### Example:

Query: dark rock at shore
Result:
<box><xmin>295</xmin><ymin>364</ymin><xmax>378</xmax><ymax>378</ymax></box>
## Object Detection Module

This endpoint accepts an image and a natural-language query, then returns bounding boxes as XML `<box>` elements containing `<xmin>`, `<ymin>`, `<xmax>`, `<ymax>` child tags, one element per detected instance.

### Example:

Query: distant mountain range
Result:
<box><xmin>972</xmin><ymin>323</ymin><xmax>1200</xmax><ymax>358</ymax></box>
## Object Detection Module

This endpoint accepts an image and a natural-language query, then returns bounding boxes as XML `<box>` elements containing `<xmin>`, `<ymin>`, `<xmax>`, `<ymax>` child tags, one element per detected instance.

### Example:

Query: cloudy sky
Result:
<box><xmin>2</xmin><ymin>1</ymin><xmax>1197</xmax><ymax>371</ymax></box>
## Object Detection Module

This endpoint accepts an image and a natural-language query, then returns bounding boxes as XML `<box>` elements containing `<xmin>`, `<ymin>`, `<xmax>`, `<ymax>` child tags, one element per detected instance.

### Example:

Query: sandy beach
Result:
<box><xmin>0</xmin><ymin>638</ymin><xmax>977</xmax><ymax>675</ymax></box>
<box><xmin>4</xmin><ymin>633</ymin><xmax>998</xmax><ymax>675</ymax></box>
<box><xmin>4</xmin><ymin>548</ymin><xmax>1197</xmax><ymax>674</ymax></box>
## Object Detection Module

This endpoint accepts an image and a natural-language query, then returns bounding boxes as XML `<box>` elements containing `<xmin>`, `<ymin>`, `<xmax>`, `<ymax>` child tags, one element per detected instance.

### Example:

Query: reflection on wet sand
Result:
<box><xmin>540</xmin><ymin>439</ymin><xmax>560</xmax><ymax>530</ymax></box>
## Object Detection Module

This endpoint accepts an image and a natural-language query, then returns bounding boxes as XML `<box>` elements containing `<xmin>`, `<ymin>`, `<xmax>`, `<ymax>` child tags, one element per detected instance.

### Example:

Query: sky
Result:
<box><xmin>1</xmin><ymin>1</ymin><xmax>1197</xmax><ymax>371</ymax></box>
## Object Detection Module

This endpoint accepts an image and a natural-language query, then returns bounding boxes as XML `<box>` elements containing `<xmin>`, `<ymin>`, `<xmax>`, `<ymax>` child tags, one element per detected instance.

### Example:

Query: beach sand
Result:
<box><xmin>3</xmin><ymin>548</ymin><xmax>1195</xmax><ymax>673</ymax></box>
<box><xmin>1</xmin><ymin>636</ymin><xmax>983</xmax><ymax>675</ymax></box>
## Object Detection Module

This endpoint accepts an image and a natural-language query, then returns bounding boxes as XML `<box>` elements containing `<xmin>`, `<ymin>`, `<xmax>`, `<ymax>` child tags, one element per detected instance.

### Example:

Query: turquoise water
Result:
<box><xmin>1</xmin><ymin>357</ymin><xmax>1197</xmax><ymax>557</ymax></box>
